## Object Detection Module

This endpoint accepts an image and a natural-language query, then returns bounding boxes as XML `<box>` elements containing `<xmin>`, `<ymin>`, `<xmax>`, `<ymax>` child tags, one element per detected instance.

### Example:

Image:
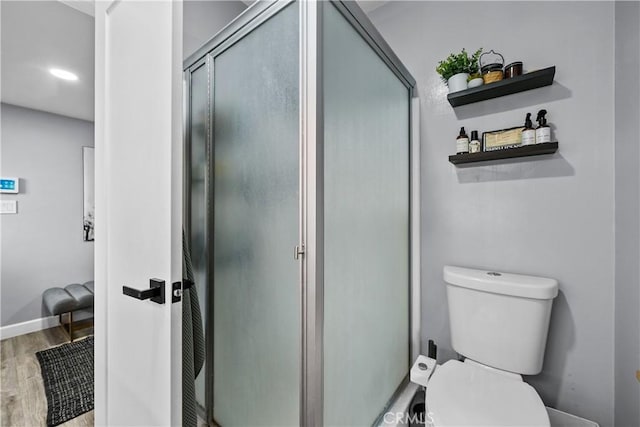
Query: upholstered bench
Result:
<box><xmin>42</xmin><ymin>281</ymin><xmax>94</xmax><ymax>341</ymax></box>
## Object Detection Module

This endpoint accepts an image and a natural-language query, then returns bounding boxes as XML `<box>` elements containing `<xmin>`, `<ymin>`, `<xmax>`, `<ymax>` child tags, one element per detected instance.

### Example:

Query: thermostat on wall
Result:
<box><xmin>0</xmin><ymin>177</ymin><xmax>19</xmax><ymax>193</ymax></box>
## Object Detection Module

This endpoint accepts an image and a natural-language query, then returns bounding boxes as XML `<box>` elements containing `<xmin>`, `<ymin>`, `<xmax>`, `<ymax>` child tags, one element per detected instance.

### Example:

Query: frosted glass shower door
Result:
<box><xmin>323</xmin><ymin>3</ymin><xmax>411</xmax><ymax>426</ymax></box>
<box><xmin>212</xmin><ymin>3</ymin><xmax>300</xmax><ymax>426</ymax></box>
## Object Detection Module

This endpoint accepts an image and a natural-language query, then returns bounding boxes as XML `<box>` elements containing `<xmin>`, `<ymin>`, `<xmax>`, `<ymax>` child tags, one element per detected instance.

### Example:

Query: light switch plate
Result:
<box><xmin>0</xmin><ymin>200</ymin><xmax>18</xmax><ymax>214</ymax></box>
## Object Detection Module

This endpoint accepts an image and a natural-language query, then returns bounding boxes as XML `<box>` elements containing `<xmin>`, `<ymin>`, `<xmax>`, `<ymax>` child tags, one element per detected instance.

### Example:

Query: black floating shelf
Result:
<box><xmin>449</xmin><ymin>142</ymin><xmax>559</xmax><ymax>165</ymax></box>
<box><xmin>447</xmin><ymin>66</ymin><xmax>556</xmax><ymax>107</ymax></box>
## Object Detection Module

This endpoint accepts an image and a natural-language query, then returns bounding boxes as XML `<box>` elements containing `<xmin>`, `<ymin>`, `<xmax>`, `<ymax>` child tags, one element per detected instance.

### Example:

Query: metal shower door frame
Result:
<box><xmin>183</xmin><ymin>2</ymin><xmax>418</xmax><ymax>426</ymax></box>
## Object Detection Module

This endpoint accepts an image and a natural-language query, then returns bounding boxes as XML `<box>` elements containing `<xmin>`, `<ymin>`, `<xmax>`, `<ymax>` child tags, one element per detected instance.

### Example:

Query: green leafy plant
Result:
<box><xmin>436</xmin><ymin>48</ymin><xmax>483</xmax><ymax>82</ymax></box>
<box><xmin>468</xmin><ymin>48</ymin><xmax>482</xmax><ymax>75</ymax></box>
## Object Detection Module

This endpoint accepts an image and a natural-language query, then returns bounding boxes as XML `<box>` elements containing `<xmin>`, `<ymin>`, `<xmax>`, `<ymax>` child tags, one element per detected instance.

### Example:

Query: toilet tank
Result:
<box><xmin>443</xmin><ymin>266</ymin><xmax>558</xmax><ymax>375</ymax></box>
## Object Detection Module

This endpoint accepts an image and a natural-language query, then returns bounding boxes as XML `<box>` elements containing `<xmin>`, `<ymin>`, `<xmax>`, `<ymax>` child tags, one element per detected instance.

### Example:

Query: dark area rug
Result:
<box><xmin>36</xmin><ymin>336</ymin><xmax>94</xmax><ymax>427</ymax></box>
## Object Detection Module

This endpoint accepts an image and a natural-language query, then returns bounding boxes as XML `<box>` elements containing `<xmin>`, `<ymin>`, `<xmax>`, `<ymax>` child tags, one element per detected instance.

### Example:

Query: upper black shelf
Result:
<box><xmin>447</xmin><ymin>66</ymin><xmax>556</xmax><ymax>107</ymax></box>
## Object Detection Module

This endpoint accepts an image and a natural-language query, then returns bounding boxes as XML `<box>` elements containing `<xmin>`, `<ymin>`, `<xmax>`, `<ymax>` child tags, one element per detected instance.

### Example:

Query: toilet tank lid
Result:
<box><xmin>443</xmin><ymin>266</ymin><xmax>558</xmax><ymax>300</ymax></box>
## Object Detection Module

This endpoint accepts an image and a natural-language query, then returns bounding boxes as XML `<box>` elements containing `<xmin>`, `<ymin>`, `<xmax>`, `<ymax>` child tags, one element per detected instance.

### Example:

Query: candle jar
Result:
<box><xmin>504</xmin><ymin>61</ymin><xmax>523</xmax><ymax>79</ymax></box>
<box><xmin>479</xmin><ymin>50</ymin><xmax>505</xmax><ymax>84</ymax></box>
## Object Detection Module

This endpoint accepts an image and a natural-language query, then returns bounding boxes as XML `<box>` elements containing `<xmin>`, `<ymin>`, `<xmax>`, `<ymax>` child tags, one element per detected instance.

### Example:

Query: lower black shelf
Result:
<box><xmin>449</xmin><ymin>142</ymin><xmax>559</xmax><ymax>165</ymax></box>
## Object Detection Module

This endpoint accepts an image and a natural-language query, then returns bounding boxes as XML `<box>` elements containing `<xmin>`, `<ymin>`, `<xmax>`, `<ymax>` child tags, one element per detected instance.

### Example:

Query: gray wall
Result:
<box><xmin>183</xmin><ymin>0</ymin><xmax>247</xmax><ymax>60</ymax></box>
<box><xmin>0</xmin><ymin>103</ymin><xmax>94</xmax><ymax>327</ymax></box>
<box><xmin>614</xmin><ymin>2</ymin><xmax>640</xmax><ymax>427</ymax></box>
<box><xmin>369</xmin><ymin>2</ymin><xmax>617</xmax><ymax>425</ymax></box>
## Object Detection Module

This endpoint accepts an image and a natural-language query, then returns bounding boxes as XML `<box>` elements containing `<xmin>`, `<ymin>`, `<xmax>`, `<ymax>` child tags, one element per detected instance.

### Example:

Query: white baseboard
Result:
<box><xmin>0</xmin><ymin>315</ymin><xmax>60</xmax><ymax>340</ymax></box>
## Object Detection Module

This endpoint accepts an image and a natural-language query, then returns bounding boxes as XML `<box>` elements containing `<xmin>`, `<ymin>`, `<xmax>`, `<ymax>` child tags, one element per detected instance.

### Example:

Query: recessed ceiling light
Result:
<box><xmin>49</xmin><ymin>68</ymin><xmax>78</xmax><ymax>81</ymax></box>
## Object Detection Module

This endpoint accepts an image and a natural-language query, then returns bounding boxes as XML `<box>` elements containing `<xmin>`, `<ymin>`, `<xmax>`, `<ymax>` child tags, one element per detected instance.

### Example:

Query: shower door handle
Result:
<box><xmin>294</xmin><ymin>244</ymin><xmax>305</xmax><ymax>260</ymax></box>
<box><xmin>123</xmin><ymin>279</ymin><xmax>165</xmax><ymax>304</ymax></box>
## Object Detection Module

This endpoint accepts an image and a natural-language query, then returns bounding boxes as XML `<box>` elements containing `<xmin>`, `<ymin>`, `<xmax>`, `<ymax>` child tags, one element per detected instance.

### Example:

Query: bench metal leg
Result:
<box><xmin>59</xmin><ymin>312</ymin><xmax>75</xmax><ymax>342</ymax></box>
<box><xmin>69</xmin><ymin>311</ymin><xmax>74</xmax><ymax>342</ymax></box>
<box><xmin>58</xmin><ymin>311</ymin><xmax>95</xmax><ymax>343</ymax></box>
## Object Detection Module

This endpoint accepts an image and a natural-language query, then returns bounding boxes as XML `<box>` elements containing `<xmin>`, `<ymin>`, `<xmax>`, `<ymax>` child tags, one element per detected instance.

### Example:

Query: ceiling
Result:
<box><xmin>1</xmin><ymin>1</ymin><xmax>95</xmax><ymax>121</ymax></box>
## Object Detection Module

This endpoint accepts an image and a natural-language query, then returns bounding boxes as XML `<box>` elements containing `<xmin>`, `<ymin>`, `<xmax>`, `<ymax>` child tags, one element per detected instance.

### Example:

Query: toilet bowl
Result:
<box><xmin>420</xmin><ymin>266</ymin><xmax>559</xmax><ymax>427</ymax></box>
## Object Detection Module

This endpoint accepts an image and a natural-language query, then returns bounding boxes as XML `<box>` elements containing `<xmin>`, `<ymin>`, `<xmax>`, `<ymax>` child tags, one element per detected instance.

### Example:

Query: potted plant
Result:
<box><xmin>468</xmin><ymin>73</ymin><xmax>484</xmax><ymax>88</ymax></box>
<box><xmin>436</xmin><ymin>48</ymin><xmax>482</xmax><ymax>93</ymax></box>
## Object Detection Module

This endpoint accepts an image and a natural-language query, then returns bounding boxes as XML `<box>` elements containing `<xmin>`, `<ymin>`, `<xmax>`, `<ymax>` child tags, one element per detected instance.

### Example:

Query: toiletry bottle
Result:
<box><xmin>535</xmin><ymin>109</ymin><xmax>551</xmax><ymax>144</ymax></box>
<box><xmin>522</xmin><ymin>113</ymin><xmax>536</xmax><ymax>146</ymax></box>
<box><xmin>456</xmin><ymin>127</ymin><xmax>469</xmax><ymax>154</ymax></box>
<box><xmin>469</xmin><ymin>130</ymin><xmax>481</xmax><ymax>153</ymax></box>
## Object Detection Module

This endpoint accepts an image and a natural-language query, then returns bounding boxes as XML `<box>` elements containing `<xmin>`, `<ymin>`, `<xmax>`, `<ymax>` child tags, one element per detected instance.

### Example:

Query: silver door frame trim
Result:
<box><xmin>204</xmin><ymin>52</ymin><xmax>216</xmax><ymax>424</ymax></box>
<box><xmin>300</xmin><ymin>2</ymin><xmax>323</xmax><ymax>425</ymax></box>
<box><xmin>410</xmin><ymin>97</ymin><xmax>421</xmax><ymax>364</ymax></box>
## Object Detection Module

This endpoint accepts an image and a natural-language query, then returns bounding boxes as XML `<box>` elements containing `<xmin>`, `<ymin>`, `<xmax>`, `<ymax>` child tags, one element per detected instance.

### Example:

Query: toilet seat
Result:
<box><xmin>426</xmin><ymin>360</ymin><xmax>550</xmax><ymax>427</ymax></box>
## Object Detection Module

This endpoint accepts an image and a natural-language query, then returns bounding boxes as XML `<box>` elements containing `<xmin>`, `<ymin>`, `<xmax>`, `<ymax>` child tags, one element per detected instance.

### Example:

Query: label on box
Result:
<box><xmin>483</xmin><ymin>127</ymin><xmax>524</xmax><ymax>151</ymax></box>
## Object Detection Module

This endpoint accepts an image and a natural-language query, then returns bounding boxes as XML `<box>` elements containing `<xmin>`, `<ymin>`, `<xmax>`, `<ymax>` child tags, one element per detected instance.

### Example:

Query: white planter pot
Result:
<box><xmin>447</xmin><ymin>73</ymin><xmax>469</xmax><ymax>93</ymax></box>
<box><xmin>468</xmin><ymin>77</ymin><xmax>484</xmax><ymax>88</ymax></box>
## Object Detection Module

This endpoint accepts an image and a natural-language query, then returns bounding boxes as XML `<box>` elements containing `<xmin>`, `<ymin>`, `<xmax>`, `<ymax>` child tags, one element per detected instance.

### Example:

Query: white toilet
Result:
<box><xmin>425</xmin><ymin>265</ymin><xmax>559</xmax><ymax>427</ymax></box>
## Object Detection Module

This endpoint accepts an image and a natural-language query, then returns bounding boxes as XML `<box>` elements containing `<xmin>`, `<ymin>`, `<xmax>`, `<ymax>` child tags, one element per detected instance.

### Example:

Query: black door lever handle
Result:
<box><xmin>123</xmin><ymin>279</ymin><xmax>165</xmax><ymax>304</ymax></box>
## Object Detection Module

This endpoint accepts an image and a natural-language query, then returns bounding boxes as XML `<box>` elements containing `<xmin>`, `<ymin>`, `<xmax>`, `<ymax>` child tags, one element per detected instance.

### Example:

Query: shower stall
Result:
<box><xmin>183</xmin><ymin>1</ymin><xmax>418</xmax><ymax>425</ymax></box>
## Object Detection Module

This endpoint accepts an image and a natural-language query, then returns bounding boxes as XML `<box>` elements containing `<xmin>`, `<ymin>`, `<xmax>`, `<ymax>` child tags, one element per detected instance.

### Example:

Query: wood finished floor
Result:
<box><xmin>1</xmin><ymin>327</ymin><xmax>94</xmax><ymax>427</ymax></box>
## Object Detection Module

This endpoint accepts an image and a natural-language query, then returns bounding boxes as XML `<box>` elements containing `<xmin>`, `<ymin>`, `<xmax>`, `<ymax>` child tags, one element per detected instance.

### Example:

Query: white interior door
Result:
<box><xmin>94</xmin><ymin>1</ymin><xmax>183</xmax><ymax>425</ymax></box>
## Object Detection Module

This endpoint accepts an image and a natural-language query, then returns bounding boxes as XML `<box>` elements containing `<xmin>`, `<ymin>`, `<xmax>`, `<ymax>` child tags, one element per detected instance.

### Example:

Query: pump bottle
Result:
<box><xmin>522</xmin><ymin>113</ymin><xmax>536</xmax><ymax>146</ymax></box>
<box><xmin>469</xmin><ymin>130</ymin><xmax>481</xmax><ymax>153</ymax></box>
<box><xmin>535</xmin><ymin>109</ymin><xmax>551</xmax><ymax>144</ymax></box>
<box><xmin>456</xmin><ymin>127</ymin><xmax>469</xmax><ymax>154</ymax></box>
